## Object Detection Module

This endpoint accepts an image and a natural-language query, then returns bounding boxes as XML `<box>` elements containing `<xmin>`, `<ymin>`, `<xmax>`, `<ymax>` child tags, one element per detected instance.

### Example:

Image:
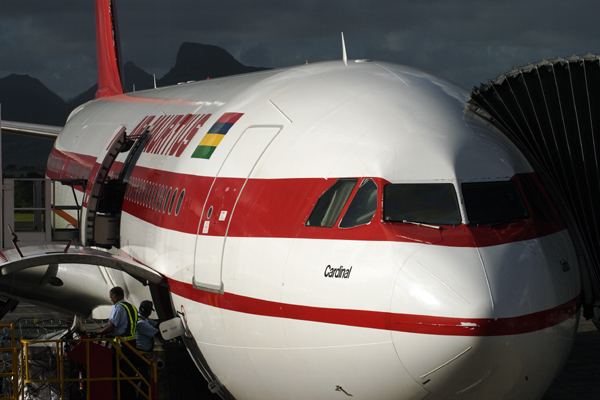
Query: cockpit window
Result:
<box><xmin>518</xmin><ymin>174</ymin><xmax>557</xmax><ymax>223</ymax></box>
<box><xmin>340</xmin><ymin>179</ymin><xmax>378</xmax><ymax>228</ymax></box>
<box><xmin>383</xmin><ymin>183</ymin><xmax>461</xmax><ymax>226</ymax></box>
<box><xmin>462</xmin><ymin>181</ymin><xmax>529</xmax><ymax>225</ymax></box>
<box><xmin>306</xmin><ymin>179</ymin><xmax>357</xmax><ymax>227</ymax></box>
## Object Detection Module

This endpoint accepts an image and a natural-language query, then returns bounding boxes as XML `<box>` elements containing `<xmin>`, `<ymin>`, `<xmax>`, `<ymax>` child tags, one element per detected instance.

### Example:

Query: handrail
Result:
<box><xmin>20</xmin><ymin>336</ymin><xmax>157</xmax><ymax>400</ymax></box>
<box><xmin>51</xmin><ymin>178</ymin><xmax>85</xmax><ymax>243</ymax></box>
<box><xmin>0</xmin><ymin>324</ymin><xmax>18</xmax><ymax>400</ymax></box>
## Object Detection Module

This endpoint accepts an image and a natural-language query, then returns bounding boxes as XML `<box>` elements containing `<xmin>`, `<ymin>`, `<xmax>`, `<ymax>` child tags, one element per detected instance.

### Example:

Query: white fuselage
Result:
<box><xmin>39</xmin><ymin>60</ymin><xmax>581</xmax><ymax>400</ymax></box>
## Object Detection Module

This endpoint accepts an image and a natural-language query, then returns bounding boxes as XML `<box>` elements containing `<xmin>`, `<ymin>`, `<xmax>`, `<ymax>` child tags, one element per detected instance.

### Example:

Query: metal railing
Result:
<box><xmin>0</xmin><ymin>333</ymin><xmax>159</xmax><ymax>400</ymax></box>
<box><xmin>51</xmin><ymin>179</ymin><xmax>85</xmax><ymax>243</ymax></box>
<box><xmin>2</xmin><ymin>178</ymin><xmax>84</xmax><ymax>249</ymax></box>
<box><xmin>20</xmin><ymin>336</ymin><xmax>157</xmax><ymax>400</ymax></box>
<box><xmin>2</xmin><ymin>179</ymin><xmax>51</xmax><ymax>249</ymax></box>
<box><xmin>0</xmin><ymin>324</ymin><xmax>18</xmax><ymax>400</ymax></box>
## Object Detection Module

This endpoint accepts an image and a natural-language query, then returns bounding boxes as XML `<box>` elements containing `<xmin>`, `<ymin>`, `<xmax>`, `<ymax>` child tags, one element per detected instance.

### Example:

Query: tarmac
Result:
<box><xmin>3</xmin><ymin>303</ymin><xmax>599</xmax><ymax>399</ymax></box>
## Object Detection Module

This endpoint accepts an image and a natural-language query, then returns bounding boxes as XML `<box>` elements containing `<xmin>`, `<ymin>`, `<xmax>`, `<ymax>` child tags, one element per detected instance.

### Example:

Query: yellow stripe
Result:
<box><xmin>118</xmin><ymin>302</ymin><xmax>138</xmax><ymax>339</ymax></box>
<box><xmin>198</xmin><ymin>133</ymin><xmax>225</xmax><ymax>147</ymax></box>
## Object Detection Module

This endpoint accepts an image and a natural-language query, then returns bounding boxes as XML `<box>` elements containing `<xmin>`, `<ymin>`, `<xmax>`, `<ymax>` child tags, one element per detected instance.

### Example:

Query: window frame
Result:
<box><xmin>461</xmin><ymin>180</ymin><xmax>530</xmax><ymax>226</ymax></box>
<box><xmin>305</xmin><ymin>178</ymin><xmax>358</xmax><ymax>228</ymax></box>
<box><xmin>339</xmin><ymin>178</ymin><xmax>379</xmax><ymax>229</ymax></box>
<box><xmin>383</xmin><ymin>182</ymin><xmax>462</xmax><ymax>226</ymax></box>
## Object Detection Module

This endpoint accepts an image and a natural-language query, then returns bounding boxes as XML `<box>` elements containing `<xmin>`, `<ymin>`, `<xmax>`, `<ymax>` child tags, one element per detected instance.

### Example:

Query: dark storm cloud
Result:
<box><xmin>2</xmin><ymin>0</ymin><xmax>600</xmax><ymax>99</ymax></box>
<box><xmin>0</xmin><ymin>1</ymin><xmax>96</xmax><ymax>99</ymax></box>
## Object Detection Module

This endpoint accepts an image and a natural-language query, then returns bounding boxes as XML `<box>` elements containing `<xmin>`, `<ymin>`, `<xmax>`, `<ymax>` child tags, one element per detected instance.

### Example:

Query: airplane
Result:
<box><xmin>0</xmin><ymin>0</ymin><xmax>595</xmax><ymax>399</ymax></box>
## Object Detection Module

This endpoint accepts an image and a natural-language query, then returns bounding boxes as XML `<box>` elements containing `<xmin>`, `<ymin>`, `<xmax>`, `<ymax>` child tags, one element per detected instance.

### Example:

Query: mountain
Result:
<box><xmin>67</xmin><ymin>44</ymin><xmax>269</xmax><ymax>109</ymax></box>
<box><xmin>158</xmin><ymin>42</ymin><xmax>268</xmax><ymax>86</ymax></box>
<box><xmin>0</xmin><ymin>74</ymin><xmax>70</xmax><ymax>170</ymax></box>
<box><xmin>0</xmin><ymin>43</ymin><xmax>270</xmax><ymax>170</ymax></box>
<box><xmin>67</xmin><ymin>85</ymin><xmax>97</xmax><ymax>110</ymax></box>
<box><xmin>0</xmin><ymin>74</ymin><xmax>71</xmax><ymax>125</ymax></box>
<box><xmin>65</xmin><ymin>62</ymin><xmax>155</xmax><ymax>108</ymax></box>
<box><xmin>123</xmin><ymin>61</ymin><xmax>155</xmax><ymax>93</ymax></box>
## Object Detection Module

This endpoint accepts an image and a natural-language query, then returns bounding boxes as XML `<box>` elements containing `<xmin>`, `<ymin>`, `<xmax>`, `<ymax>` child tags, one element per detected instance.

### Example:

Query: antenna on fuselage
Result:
<box><xmin>153</xmin><ymin>74</ymin><xmax>157</xmax><ymax>89</ymax></box>
<box><xmin>341</xmin><ymin>32</ymin><xmax>347</xmax><ymax>66</ymax></box>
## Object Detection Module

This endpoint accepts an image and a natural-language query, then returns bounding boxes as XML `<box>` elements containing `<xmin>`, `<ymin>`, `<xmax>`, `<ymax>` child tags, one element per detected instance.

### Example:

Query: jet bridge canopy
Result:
<box><xmin>0</xmin><ymin>244</ymin><xmax>166</xmax><ymax>286</ymax></box>
<box><xmin>467</xmin><ymin>54</ymin><xmax>600</xmax><ymax>312</ymax></box>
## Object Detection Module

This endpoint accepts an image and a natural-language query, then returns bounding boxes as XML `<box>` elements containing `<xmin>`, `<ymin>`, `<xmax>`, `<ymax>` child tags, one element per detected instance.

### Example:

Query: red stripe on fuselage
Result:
<box><xmin>120</xmin><ymin>170</ymin><xmax>566</xmax><ymax>247</ymax></box>
<box><xmin>169</xmin><ymin>278</ymin><xmax>580</xmax><ymax>336</ymax></box>
<box><xmin>216</xmin><ymin>112</ymin><xmax>244</xmax><ymax>124</ymax></box>
<box><xmin>47</xmin><ymin>148</ymin><xmax>567</xmax><ymax>247</ymax></box>
<box><xmin>47</xmin><ymin>148</ymin><xmax>97</xmax><ymax>181</ymax></box>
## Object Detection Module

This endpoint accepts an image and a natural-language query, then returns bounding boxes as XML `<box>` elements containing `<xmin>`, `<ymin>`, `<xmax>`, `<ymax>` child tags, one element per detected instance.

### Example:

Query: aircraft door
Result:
<box><xmin>84</xmin><ymin>125</ymin><xmax>151</xmax><ymax>248</ymax></box>
<box><xmin>193</xmin><ymin>126</ymin><xmax>281</xmax><ymax>292</ymax></box>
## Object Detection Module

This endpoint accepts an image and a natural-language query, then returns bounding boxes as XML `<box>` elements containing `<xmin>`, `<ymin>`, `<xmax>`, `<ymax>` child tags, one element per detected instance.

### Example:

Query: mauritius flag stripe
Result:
<box><xmin>191</xmin><ymin>112</ymin><xmax>244</xmax><ymax>159</ymax></box>
<box><xmin>199</xmin><ymin>133</ymin><xmax>225</xmax><ymax>147</ymax></box>
<box><xmin>208</xmin><ymin>122</ymin><xmax>234</xmax><ymax>135</ymax></box>
<box><xmin>217</xmin><ymin>112</ymin><xmax>244</xmax><ymax>124</ymax></box>
<box><xmin>191</xmin><ymin>145</ymin><xmax>216</xmax><ymax>159</ymax></box>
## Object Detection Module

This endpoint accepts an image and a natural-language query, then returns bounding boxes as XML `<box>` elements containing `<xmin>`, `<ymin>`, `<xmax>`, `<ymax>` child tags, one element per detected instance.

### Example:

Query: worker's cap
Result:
<box><xmin>139</xmin><ymin>300</ymin><xmax>154</xmax><ymax>313</ymax></box>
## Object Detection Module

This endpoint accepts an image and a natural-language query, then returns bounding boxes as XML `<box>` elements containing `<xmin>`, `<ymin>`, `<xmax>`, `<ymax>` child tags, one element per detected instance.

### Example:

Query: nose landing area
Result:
<box><xmin>390</xmin><ymin>244</ymin><xmax>579</xmax><ymax>399</ymax></box>
<box><xmin>391</xmin><ymin>329</ymin><xmax>568</xmax><ymax>399</ymax></box>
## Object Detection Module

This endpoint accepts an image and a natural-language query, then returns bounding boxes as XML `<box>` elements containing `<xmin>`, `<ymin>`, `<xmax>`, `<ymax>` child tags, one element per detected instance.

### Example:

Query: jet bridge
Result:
<box><xmin>2</xmin><ymin>177</ymin><xmax>85</xmax><ymax>250</ymax></box>
<box><xmin>468</xmin><ymin>54</ymin><xmax>600</xmax><ymax>319</ymax></box>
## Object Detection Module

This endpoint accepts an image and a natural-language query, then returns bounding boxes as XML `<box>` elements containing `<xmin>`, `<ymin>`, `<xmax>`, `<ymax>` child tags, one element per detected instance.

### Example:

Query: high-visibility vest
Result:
<box><xmin>115</xmin><ymin>301</ymin><xmax>138</xmax><ymax>342</ymax></box>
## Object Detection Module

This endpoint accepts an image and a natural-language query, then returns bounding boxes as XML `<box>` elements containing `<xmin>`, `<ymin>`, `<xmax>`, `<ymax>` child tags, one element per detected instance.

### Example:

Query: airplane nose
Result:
<box><xmin>390</xmin><ymin>239</ymin><xmax>580</xmax><ymax>399</ymax></box>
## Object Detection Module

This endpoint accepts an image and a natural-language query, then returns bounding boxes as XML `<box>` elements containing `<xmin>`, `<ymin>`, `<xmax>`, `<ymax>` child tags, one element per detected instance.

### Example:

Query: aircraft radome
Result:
<box><xmin>0</xmin><ymin>1</ymin><xmax>588</xmax><ymax>399</ymax></box>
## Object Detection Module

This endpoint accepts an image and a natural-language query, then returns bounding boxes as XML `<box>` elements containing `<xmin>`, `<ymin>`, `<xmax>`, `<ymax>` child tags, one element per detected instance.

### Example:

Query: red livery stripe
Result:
<box><xmin>47</xmin><ymin>148</ymin><xmax>567</xmax><ymax>248</ymax></box>
<box><xmin>169</xmin><ymin>278</ymin><xmax>580</xmax><ymax>336</ymax></box>
<box><xmin>216</xmin><ymin>112</ymin><xmax>244</xmax><ymax>124</ymax></box>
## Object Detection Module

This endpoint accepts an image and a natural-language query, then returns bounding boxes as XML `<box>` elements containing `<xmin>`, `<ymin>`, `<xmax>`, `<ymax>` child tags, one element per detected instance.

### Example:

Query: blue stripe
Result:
<box><xmin>208</xmin><ymin>122</ymin><xmax>234</xmax><ymax>135</ymax></box>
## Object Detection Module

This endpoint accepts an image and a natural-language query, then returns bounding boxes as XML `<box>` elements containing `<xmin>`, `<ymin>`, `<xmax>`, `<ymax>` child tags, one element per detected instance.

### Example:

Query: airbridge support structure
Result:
<box><xmin>0</xmin><ymin>178</ymin><xmax>85</xmax><ymax>250</ymax></box>
<box><xmin>468</xmin><ymin>54</ymin><xmax>600</xmax><ymax>317</ymax></box>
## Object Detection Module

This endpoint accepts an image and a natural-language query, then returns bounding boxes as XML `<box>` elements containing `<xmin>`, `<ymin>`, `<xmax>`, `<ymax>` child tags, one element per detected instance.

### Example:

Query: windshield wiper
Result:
<box><xmin>402</xmin><ymin>220</ymin><xmax>443</xmax><ymax>230</ymax></box>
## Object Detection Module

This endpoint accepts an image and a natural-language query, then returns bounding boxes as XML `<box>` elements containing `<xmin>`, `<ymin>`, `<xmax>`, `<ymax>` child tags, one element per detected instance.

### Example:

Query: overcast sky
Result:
<box><xmin>2</xmin><ymin>0</ymin><xmax>600</xmax><ymax>100</ymax></box>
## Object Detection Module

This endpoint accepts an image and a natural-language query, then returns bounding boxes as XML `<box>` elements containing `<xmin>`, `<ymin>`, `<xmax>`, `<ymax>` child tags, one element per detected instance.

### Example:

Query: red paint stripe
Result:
<box><xmin>216</xmin><ymin>112</ymin><xmax>244</xmax><ymax>124</ymax></box>
<box><xmin>120</xmin><ymin>170</ymin><xmax>566</xmax><ymax>247</ymax></box>
<box><xmin>47</xmin><ymin>148</ymin><xmax>567</xmax><ymax>248</ymax></box>
<box><xmin>47</xmin><ymin>147</ymin><xmax>97</xmax><ymax>180</ymax></box>
<box><xmin>119</xmin><ymin>249</ymin><xmax>581</xmax><ymax>337</ymax></box>
<box><xmin>169</xmin><ymin>278</ymin><xmax>580</xmax><ymax>336</ymax></box>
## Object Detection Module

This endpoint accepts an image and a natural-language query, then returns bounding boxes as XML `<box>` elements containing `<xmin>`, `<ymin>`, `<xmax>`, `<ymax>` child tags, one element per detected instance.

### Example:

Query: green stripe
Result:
<box><xmin>191</xmin><ymin>145</ymin><xmax>216</xmax><ymax>159</ymax></box>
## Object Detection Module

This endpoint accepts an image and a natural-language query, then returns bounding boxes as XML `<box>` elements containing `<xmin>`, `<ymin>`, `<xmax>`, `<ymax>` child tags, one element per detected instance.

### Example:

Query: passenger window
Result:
<box><xmin>384</xmin><ymin>183</ymin><xmax>461</xmax><ymax>226</ymax></box>
<box><xmin>340</xmin><ymin>179</ymin><xmax>378</xmax><ymax>228</ymax></box>
<box><xmin>156</xmin><ymin>186</ymin><xmax>165</xmax><ymax>210</ymax></box>
<box><xmin>462</xmin><ymin>181</ymin><xmax>529</xmax><ymax>225</ymax></box>
<box><xmin>163</xmin><ymin>188</ymin><xmax>172</xmax><ymax>213</ymax></box>
<box><xmin>306</xmin><ymin>179</ymin><xmax>357</xmax><ymax>227</ymax></box>
<box><xmin>175</xmin><ymin>189</ymin><xmax>185</xmax><ymax>216</ymax></box>
<box><xmin>168</xmin><ymin>189</ymin><xmax>178</xmax><ymax>215</ymax></box>
<box><xmin>150</xmin><ymin>184</ymin><xmax>159</xmax><ymax>209</ymax></box>
<box><xmin>518</xmin><ymin>175</ymin><xmax>556</xmax><ymax>222</ymax></box>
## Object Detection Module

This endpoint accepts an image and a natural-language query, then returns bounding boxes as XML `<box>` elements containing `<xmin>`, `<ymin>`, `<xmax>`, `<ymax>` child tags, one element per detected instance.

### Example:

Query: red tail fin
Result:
<box><xmin>95</xmin><ymin>0</ymin><xmax>124</xmax><ymax>98</ymax></box>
